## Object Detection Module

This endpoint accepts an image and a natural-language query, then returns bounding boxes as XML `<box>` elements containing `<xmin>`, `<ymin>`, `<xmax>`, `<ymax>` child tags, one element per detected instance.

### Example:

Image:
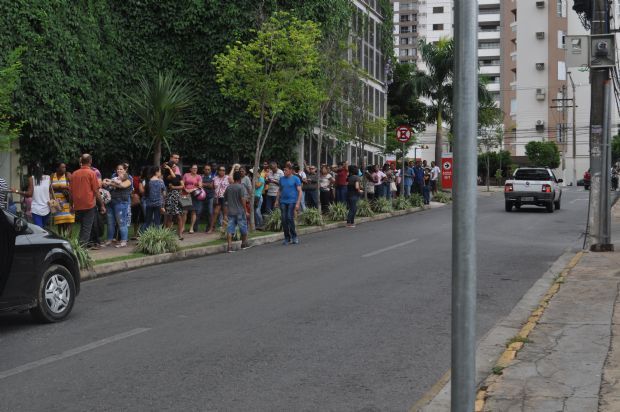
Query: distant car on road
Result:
<box><xmin>1</xmin><ymin>210</ymin><xmax>80</xmax><ymax>322</ymax></box>
<box><xmin>504</xmin><ymin>167</ymin><xmax>563</xmax><ymax>213</ymax></box>
<box><xmin>583</xmin><ymin>169</ymin><xmax>591</xmax><ymax>190</ymax></box>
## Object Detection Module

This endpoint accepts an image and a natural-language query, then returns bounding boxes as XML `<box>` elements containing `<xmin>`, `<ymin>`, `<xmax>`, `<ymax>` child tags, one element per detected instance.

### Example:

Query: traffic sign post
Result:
<box><xmin>396</xmin><ymin>126</ymin><xmax>413</xmax><ymax>196</ymax></box>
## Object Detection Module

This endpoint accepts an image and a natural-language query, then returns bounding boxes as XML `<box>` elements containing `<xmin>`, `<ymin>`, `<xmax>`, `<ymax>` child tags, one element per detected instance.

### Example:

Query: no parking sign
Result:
<box><xmin>441</xmin><ymin>153</ymin><xmax>453</xmax><ymax>189</ymax></box>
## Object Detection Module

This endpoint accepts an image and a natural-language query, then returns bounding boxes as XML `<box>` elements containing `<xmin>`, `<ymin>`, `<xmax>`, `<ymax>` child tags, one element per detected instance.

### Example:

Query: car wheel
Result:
<box><xmin>505</xmin><ymin>200</ymin><xmax>513</xmax><ymax>212</ymax></box>
<box><xmin>554</xmin><ymin>198</ymin><xmax>561</xmax><ymax>210</ymax></box>
<box><xmin>30</xmin><ymin>264</ymin><xmax>76</xmax><ymax>323</ymax></box>
<box><xmin>546</xmin><ymin>201</ymin><xmax>554</xmax><ymax>213</ymax></box>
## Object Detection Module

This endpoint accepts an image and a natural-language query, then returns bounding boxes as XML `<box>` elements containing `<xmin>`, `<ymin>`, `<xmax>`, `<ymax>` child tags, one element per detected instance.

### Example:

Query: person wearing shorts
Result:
<box><xmin>223</xmin><ymin>171</ymin><xmax>250</xmax><ymax>253</ymax></box>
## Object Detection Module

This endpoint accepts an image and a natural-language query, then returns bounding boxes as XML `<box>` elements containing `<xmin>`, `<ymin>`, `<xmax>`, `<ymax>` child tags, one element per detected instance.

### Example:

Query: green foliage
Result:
<box><xmin>68</xmin><ymin>236</ymin><xmax>94</xmax><ymax>270</ymax></box>
<box><xmin>327</xmin><ymin>202</ymin><xmax>348</xmax><ymax>221</ymax></box>
<box><xmin>409</xmin><ymin>193</ymin><xmax>424</xmax><ymax>208</ymax></box>
<box><xmin>298</xmin><ymin>207</ymin><xmax>324</xmax><ymax>226</ymax></box>
<box><xmin>525</xmin><ymin>141</ymin><xmax>561</xmax><ymax>169</ymax></box>
<box><xmin>433</xmin><ymin>191</ymin><xmax>452</xmax><ymax>204</ymax></box>
<box><xmin>478</xmin><ymin>150</ymin><xmax>512</xmax><ymax>178</ymax></box>
<box><xmin>0</xmin><ymin>1</ymin><xmax>360</xmax><ymax>170</ymax></box>
<box><xmin>135</xmin><ymin>226</ymin><xmax>180</xmax><ymax>255</ymax></box>
<box><xmin>393</xmin><ymin>196</ymin><xmax>410</xmax><ymax>211</ymax></box>
<box><xmin>0</xmin><ymin>47</ymin><xmax>24</xmax><ymax>152</ymax></box>
<box><xmin>264</xmin><ymin>208</ymin><xmax>282</xmax><ymax>232</ymax></box>
<box><xmin>372</xmin><ymin>197</ymin><xmax>393</xmax><ymax>213</ymax></box>
<box><xmin>129</xmin><ymin>71</ymin><xmax>197</xmax><ymax>165</ymax></box>
<box><xmin>356</xmin><ymin>199</ymin><xmax>375</xmax><ymax>217</ymax></box>
<box><xmin>612</xmin><ymin>134</ymin><xmax>620</xmax><ymax>163</ymax></box>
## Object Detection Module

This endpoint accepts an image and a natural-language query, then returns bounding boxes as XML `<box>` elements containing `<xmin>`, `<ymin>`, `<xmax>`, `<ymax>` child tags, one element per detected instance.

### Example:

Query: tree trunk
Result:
<box><xmin>316</xmin><ymin>114</ymin><xmax>323</xmax><ymax>212</ymax></box>
<box><xmin>153</xmin><ymin>138</ymin><xmax>162</xmax><ymax>166</ymax></box>
<box><xmin>435</xmin><ymin>110</ymin><xmax>443</xmax><ymax>166</ymax></box>
<box><xmin>486</xmin><ymin>152</ymin><xmax>490</xmax><ymax>192</ymax></box>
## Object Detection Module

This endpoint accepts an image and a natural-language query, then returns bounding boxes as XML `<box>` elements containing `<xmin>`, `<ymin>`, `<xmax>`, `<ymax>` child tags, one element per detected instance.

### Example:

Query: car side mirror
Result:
<box><xmin>14</xmin><ymin>217</ymin><xmax>28</xmax><ymax>234</ymax></box>
<box><xmin>557</xmin><ymin>179</ymin><xmax>563</xmax><ymax>183</ymax></box>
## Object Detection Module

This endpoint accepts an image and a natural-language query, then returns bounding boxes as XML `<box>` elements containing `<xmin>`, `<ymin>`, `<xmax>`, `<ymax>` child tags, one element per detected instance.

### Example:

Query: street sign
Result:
<box><xmin>442</xmin><ymin>153</ymin><xmax>453</xmax><ymax>190</ymax></box>
<box><xmin>396</xmin><ymin>126</ymin><xmax>413</xmax><ymax>143</ymax></box>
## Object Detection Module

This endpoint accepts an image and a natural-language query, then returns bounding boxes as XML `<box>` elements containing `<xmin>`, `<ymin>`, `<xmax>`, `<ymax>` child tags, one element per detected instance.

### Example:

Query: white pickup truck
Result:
<box><xmin>504</xmin><ymin>167</ymin><xmax>563</xmax><ymax>213</ymax></box>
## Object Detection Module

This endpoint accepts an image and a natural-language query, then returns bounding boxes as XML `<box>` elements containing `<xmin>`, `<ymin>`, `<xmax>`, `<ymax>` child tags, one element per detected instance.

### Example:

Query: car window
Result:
<box><xmin>514</xmin><ymin>169</ymin><xmax>551</xmax><ymax>181</ymax></box>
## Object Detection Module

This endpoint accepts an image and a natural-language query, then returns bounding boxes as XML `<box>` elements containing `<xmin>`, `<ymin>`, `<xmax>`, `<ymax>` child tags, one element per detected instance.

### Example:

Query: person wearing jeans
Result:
<box><xmin>254</xmin><ymin>172</ymin><xmax>265</xmax><ymax>228</ymax></box>
<box><xmin>103</xmin><ymin>164</ymin><xmax>132</xmax><ymax>248</ymax></box>
<box><xmin>346</xmin><ymin>165</ymin><xmax>363</xmax><ymax>227</ymax></box>
<box><xmin>334</xmin><ymin>161</ymin><xmax>348</xmax><ymax>204</ymax></box>
<box><xmin>142</xmin><ymin>166</ymin><xmax>165</xmax><ymax>230</ymax></box>
<box><xmin>276</xmin><ymin>164</ymin><xmax>302</xmax><ymax>245</ymax></box>
<box><xmin>70</xmin><ymin>154</ymin><xmax>106</xmax><ymax>247</ymax></box>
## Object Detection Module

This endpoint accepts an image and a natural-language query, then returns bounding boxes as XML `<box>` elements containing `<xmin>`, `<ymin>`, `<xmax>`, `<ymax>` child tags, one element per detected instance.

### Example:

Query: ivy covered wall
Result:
<box><xmin>0</xmin><ymin>0</ymin><xmax>391</xmax><ymax>172</ymax></box>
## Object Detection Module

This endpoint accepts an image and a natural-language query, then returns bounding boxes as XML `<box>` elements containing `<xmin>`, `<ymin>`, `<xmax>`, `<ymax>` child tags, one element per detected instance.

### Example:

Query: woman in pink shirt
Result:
<box><xmin>183</xmin><ymin>164</ymin><xmax>203</xmax><ymax>234</ymax></box>
<box><xmin>207</xmin><ymin>165</ymin><xmax>230</xmax><ymax>233</ymax></box>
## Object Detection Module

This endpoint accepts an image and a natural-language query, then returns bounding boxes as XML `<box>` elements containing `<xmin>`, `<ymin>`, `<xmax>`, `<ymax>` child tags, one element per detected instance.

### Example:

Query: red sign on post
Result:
<box><xmin>396</xmin><ymin>126</ymin><xmax>412</xmax><ymax>143</ymax></box>
<box><xmin>441</xmin><ymin>153</ymin><xmax>453</xmax><ymax>190</ymax></box>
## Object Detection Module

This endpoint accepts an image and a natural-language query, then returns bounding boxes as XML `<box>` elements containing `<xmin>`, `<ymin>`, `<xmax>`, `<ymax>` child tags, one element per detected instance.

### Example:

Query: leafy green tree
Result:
<box><xmin>0</xmin><ymin>48</ymin><xmax>23</xmax><ymax>152</ymax></box>
<box><xmin>525</xmin><ymin>141</ymin><xmax>561</xmax><ymax>169</ymax></box>
<box><xmin>612</xmin><ymin>134</ymin><xmax>620</xmax><ymax>163</ymax></box>
<box><xmin>130</xmin><ymin>71</ymin><xmax>197</xmax><ymax>166</ymax></box>
<box><xmin>214</xmin><ymin>11</ymin><xmax>323</xmax><ymax>230</ymax></box>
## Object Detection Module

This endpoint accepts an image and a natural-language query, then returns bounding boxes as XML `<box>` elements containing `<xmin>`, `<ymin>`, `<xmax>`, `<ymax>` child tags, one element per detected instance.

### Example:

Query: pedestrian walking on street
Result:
<box><xmin>346</xmin><ymin>165</ymin><xmax>363</xmax><ymax>227</ymax></box>
<box><xmin>277</xmin><ymin>164</ymin><xmax>302</xmax><ymax>245</ymax></box>
<box><xmin>71</xmin><ymin>154</ymin><xmax>106</xmax><ymax>247</ymax></box>
<box><xmin>51</xmin><ymin>163</ymin><xmax>75</xmax><ymax>236</ymax></box>
<box><xmin>223</xmin><ymin>171</ymin><xmax>249</xmax><ymax>253</ymax></box>
<box><xmin>103</xmin><ymin>164</ymin><xmax>132</xmax><ymax>248</ymax></box>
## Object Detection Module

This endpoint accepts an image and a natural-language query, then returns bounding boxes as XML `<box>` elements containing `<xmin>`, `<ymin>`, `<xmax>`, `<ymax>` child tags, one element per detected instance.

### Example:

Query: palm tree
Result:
<box><xmin>130</xmin><ymin>71</ymin><xmax>196</xmax><ymax>166</ymax></box>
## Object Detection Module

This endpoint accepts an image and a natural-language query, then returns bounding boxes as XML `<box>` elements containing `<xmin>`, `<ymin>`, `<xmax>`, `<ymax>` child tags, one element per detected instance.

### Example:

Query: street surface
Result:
<box><xmin>0</xmin><ymin>189</ymin><xmax>589</xmax><ymax>411</ymax></box>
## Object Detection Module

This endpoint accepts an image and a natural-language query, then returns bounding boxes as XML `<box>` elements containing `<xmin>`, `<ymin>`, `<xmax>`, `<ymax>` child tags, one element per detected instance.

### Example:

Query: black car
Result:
<box><xmin>1</xmin><ymin>210</ymin><xmax>80</xmax><ymax>322</ymax></box>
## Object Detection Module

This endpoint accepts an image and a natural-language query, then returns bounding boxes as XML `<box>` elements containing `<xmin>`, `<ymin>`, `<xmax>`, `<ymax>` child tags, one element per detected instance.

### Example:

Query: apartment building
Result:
<box><xmin>500</xmin><ymin>0</ymin><xmax>568</xmax><ymax>160</ymax></box>
<box><xmin>393</xmin><ymin>1</ymin><xmax>419</xmax><ymax>63</ymax></box>
<box><xmin>301</xmin><ymin>0</ymin><xmax>388</xmax><ymax>167</ymax></box>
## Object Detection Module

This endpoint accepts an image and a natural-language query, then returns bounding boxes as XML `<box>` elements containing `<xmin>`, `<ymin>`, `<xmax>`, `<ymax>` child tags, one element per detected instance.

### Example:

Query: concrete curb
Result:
<box><xmin>415</xmin><ymin>248</ymin><xmax>583</xmax><ymax>411</ymax></box>
<box><xmin>81</xmin><ymin>204</ymin><xmax>443</xmax><ymax>281</ymax></box>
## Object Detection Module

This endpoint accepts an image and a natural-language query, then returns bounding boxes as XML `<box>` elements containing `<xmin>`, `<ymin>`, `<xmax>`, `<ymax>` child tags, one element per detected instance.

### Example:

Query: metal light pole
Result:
<box><xmin>451</xmin><ymin>0</ymin><xmax>478</xmax><ymax>410</ymax></box>
<box><xmin>568</xmin><ymin>72</ymin><xmax>577</xmax><ymax>187</ymax></box>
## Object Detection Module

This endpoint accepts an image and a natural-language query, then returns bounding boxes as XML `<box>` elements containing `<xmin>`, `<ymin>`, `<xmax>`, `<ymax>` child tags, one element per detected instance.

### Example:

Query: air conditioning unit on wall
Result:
<box><xmin>536</xmin><ymin>1</ymin><xmax>545</xmax><ymax>8</ymax></box>
<box><xmin>536</xmin><ymin>120</ymin><xmax>545</xmax><ymax>131</ymax></box>
<box><xmin>536</xmin><ymin>32</ymin><xmax>545</xmax><ymax>40</ymax></box>
<box><xmin>536</xmin><ymin>62</ymin><xmax>545</xmax><ymax>70</ymax></box>
<box><xmin>536</xmin><ymin>88</ymin><xmax>546</xmax><ymax>100</ymax></box>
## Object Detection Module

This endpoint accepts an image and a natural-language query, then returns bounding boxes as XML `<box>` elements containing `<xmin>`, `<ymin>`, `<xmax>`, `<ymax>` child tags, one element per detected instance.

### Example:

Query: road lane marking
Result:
<box><xmin>0</xmin><ymin>327</ymin><xmax>150</xmax><ymax>380</ymax></box>
<box><xmin>362</xmin><ymin>238</ymin><xmax>418</xmax><ymax>258</ymax></box>
<box><xmin>569</xmin><ymin>198</ymin><xmax>589</xmax><ymax>204</ymax></box>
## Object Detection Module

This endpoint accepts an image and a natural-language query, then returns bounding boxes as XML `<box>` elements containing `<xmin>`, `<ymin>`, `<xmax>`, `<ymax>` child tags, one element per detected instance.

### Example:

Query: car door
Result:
<box><xmin>0</xmin><ymin>214</ymin><xmax>36</xmax><ymax>307</ymax></box>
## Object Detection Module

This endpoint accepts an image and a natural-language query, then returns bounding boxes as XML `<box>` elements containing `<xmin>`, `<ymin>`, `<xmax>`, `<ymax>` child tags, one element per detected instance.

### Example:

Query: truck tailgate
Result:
<box><xmin>512</xmin><ymin>181</ymin><xmax>544</xmax><ymax>192</ymax></box>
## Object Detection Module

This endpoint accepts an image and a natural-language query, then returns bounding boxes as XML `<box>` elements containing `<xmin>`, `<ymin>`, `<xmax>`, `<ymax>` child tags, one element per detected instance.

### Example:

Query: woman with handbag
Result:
<box><xmin>51</xmin><ymin>162</ymin><xmax>75</xmax><ymax>236</ymax></box>
<box><xmin>164</xmin><ymin>162</ymin><xmax>186</xmax><ymax>240</ymax></box>
<box><xmin>26</xmin><ymin>163</ymin><xmax>55</xmax><ymax>228</ymax></box>
<box><xmin>103</xmin><ymin>164</ymin><xmax>132</xmax><ymax>248</ymax></box>
<box><xmin>183</xmin><ymin>164</ymin><xmax>203</xmax><ymax>234</ymax></box>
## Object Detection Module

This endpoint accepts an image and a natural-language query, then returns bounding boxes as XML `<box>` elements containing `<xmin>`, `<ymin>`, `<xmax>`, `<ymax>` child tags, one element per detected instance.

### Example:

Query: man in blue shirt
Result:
<box><xmin>412</xmin><ymin>160</ymin><xmax>425</xmax><ymax>195</ymax></box>
<box><xmin>276</xmin><ymin>164</ymin><xmax>302</xmax><ymax>245</ymax></box>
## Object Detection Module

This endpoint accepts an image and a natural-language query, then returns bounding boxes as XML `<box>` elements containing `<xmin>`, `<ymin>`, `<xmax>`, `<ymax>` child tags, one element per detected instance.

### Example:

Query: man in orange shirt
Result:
<box><xmin>71</xmin><ymin>154</ymin><xmax>106</xmax><ymax>246</ymax></box>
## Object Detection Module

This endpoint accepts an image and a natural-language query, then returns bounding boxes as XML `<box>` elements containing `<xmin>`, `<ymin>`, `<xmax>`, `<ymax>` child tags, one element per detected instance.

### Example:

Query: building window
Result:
<box><xmin>432</xmin><ymin>24</ymin><xmax>444</xmax><ymax>31</ymax></box>
<box><xmin>412</xmin><ymin>14</ymin><xmax>417</xmax><ymax>21</ymax></box>
<box><xmin>400</xmin><ymin>14</ymin><xmax>410</xmax><ymax>22</ymax></box>
<box><xmin>433</xmin><ymin>6</ymin><xmax>444</xmax><ymax>13</ymax></box>
<box><xmin>401</xmin><ymin>37</ymin><xmax>410</xmax><ymax>45</ymax></box>
<box><xmin>400</xmin><ymin>49</ymin><xmax>409</xmax><ymax>56</ymax></box>
<box><xmin>412</xmin><ymin>25</ymin><xmax>417</xmax><ymax>33</ymax></box>
<box><xmin>400</xmin><ymin>26</ymin><xmax>410</xmax><ymax>34</ymax></box>
<box><xmin>557</xmin><ymin>30</ymin><xmax>565</xmax><ymax>49</ymax></box>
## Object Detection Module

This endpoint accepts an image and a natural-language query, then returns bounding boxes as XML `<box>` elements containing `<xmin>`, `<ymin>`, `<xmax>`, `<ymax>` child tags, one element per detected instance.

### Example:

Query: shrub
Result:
<box><xmin>264</xmin><ymin>208</ymin><xmax>282</xmax><ymax>232</ymax></box>
<box><xmin>433</xmin><ymin>191</ymin><xmax>452</xmax><ymax>203</ymax></box>
<box><xmin>372</xmin><ymin>197</ymin><xmax>393</xmax><ymax>213</ymax></box>
<box><xmin>393</xmin><ymin>196</ymin><xmax>410</xmax><ymax>211</ymax></box>
<box><xmin>69</xmin><ymin>236</ymin><xmax>94</xmax><ymax>270</ymax></box>
<box><xmin>135</xmin><ymin>226</ymin><xmax>180</xmax><ymax>255</ymax></box>
<box><xmin>298</xmin><ymin>207</ymin><xmax>324</xmax><ymax>226</ymax></box>
<box><xmin>327</xmin><ymin>202</ymin><xmax>348</xmax><ymax>221</ymax></box>
<box><xmin>409</xmin><ymin>193</ymin><xmax>424</xmax><ymax>208</ymax></box>
<box><xmin>356</xmin><ymin>199</ymin><xmax>375</xmax><ymax>217</ymax></box>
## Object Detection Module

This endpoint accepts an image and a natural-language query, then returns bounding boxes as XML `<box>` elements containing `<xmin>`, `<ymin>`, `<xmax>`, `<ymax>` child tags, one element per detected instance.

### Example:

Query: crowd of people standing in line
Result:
<box><xmin>0</xmin><ymin>152</ymin><xmax>441</xmax><ymax>251</ymax></box>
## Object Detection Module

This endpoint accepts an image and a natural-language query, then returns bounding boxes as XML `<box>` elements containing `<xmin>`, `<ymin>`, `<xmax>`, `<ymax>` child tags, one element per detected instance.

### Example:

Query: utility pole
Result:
<box><xmin>568</xmin><ymin>72</ymin><xmax>577</xmax><ymax>187</ymax></box>
<box><xmin>451</xmin><ymin>0</ymin><xmax>477</xmax><ymax>410</ymax></box>
<box><xmin>589</xmin><ymin>0</ymin><xmax>614</xmax><ymax>251</ymax></box>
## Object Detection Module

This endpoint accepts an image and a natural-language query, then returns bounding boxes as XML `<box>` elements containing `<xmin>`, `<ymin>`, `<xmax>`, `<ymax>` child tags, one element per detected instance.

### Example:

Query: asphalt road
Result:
<box><xmin>0</xmin><ymin>188</ymin><xmax>589</xmax><ymax>411</ymax></box>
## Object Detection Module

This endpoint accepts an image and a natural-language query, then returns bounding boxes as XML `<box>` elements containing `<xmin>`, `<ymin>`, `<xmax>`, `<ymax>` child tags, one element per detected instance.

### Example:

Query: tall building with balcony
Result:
<box><xmin>500</xmin><ymin>0</ymin><xmax>568</xmax><ymax>159</ymax></box>
<box><xmin>393</xmin><ymin>1</ymin><xmax>419</xmax><ymax>63</ymax></box>
<box><xmin>478</xmin><ymin>0</ymin><xmax>501</xmax><ymax>103</ymax></box>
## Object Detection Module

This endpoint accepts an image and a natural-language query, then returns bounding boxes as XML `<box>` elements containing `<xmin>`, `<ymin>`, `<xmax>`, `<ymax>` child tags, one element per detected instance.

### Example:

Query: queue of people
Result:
<box><xmin>0</xmin><ymin>153</ymin><xmax>442</xmax><ymax>250</ymax></box>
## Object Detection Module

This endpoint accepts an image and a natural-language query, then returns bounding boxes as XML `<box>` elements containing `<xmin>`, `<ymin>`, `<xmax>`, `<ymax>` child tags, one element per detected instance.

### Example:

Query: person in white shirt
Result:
<box><xmin>26</xmin><ymin>163</ymin><xmax>54</xmax><ymax>228</ymax></box>
<box><xmin>430</xmin><ymin>161</ymin><xmax>441</xmax><ymax>195</ymax></box>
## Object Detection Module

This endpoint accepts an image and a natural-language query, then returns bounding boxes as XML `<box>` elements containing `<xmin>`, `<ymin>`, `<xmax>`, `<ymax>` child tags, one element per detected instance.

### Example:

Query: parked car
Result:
<box><xmin>583</xmin><ymin>169</ymin><xmax>591</xmax><ymax>190</ymax></box>
<box><xmin>504</xmin><ymin>167</ymin><xmax>562</xmax><ymax>213</ymax></box>
<box><xmin>0</xmin><ymin>210</ymin><xmax>80</xmax><ymax>322</ymax></box>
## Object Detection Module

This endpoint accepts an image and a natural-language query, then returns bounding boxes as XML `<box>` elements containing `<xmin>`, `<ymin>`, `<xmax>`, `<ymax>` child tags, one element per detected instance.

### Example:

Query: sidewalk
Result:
<box><xmin>418</xmin><ymin>206</ymin><xmax>620</xmax><ymax>411</ymax></box>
